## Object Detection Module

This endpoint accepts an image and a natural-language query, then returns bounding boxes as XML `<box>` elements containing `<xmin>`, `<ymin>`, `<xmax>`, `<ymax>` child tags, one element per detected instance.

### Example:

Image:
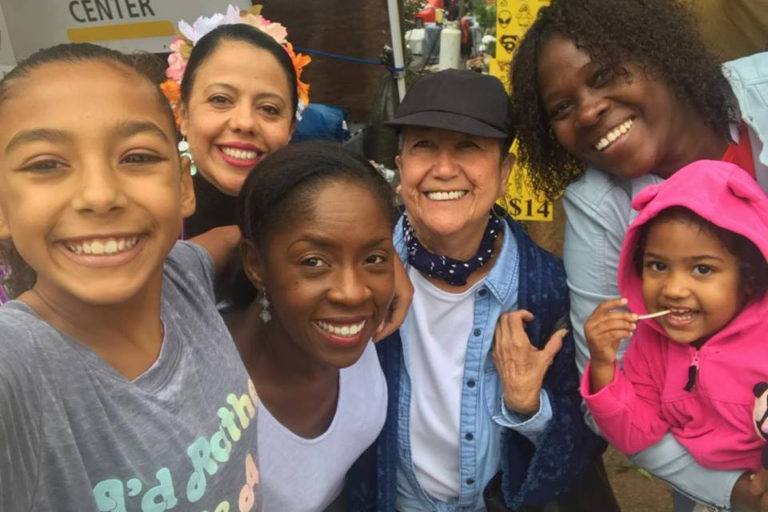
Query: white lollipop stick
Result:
<box><xmin>637</xmin><ymin>309</ymin><xmax>671</xmax><ymax>320</ymax></box>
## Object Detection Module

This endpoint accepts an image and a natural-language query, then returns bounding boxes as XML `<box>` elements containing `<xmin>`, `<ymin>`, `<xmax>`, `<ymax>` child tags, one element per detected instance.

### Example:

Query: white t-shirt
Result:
<box><xmin>404</xmin><ymin>266</ymin><xmax>486</xmax><ymax>501</ymax></box>
<box><xmin>257</xmin><ymin>341</ymin><xmax>387</xmax><ymax>511</ymax></box>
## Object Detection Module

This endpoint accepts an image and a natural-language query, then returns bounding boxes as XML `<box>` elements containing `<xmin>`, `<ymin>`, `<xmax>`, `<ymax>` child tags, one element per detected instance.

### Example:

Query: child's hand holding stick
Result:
<box><xmin>584</xmin><ymin>298</ymin><xmax>639</xmax><ymax>393</ymax></box>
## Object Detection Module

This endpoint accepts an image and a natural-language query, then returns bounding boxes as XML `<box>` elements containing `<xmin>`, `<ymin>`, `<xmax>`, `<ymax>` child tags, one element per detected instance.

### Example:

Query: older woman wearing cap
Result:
<box><xmin>346</xmin><ymin>69</ymin><xmax>610</xmax><ymax>512</ymax></box>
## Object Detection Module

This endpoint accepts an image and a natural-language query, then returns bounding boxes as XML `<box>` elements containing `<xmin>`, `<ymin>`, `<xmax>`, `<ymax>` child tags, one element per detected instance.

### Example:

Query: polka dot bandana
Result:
<box><xmin>403</xmin><ymin>212</ymin><xmax>501</xmax><ymax>286</ymax></box>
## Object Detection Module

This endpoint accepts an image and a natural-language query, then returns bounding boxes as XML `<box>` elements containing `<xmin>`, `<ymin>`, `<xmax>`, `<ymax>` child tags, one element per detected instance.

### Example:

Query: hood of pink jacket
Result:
<box><xmin>618</xmin><ymin>160</ymin><xmax>768</xmax><ymax>341</ymax></box>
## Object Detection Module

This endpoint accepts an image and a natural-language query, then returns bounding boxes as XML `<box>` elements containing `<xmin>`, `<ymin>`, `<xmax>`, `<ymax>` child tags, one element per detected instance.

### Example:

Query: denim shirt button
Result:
<box><xmin>466</xmin><ymin>478</ymin><xmax>475</xmax><ymax>485</ymax></box>
<box><xmin>465</xmin><ymin>432</ymin><xmax>474</xmax><ymax>441</ymax></box>
<box><xmin>478</xmin><ymin>288</ymin><xmax>488</xmax><ymax>297</ymax></box>
<box><xmin>473</xmin><ymin>328</ymin><xmax>482</xmax><ymax>336</ymax></box>
<box><xmin>467</xmin><ymin>379</ymin><xmax>476</xmax><ymax>388</ymax></box>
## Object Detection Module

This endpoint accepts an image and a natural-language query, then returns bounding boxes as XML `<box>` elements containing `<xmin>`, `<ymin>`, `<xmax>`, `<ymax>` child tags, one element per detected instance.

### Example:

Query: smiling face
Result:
<box><xmin>181</xmin><ymin>40</ymin><xmax>295</xmax><ymax>196</ymax></box>
<box><xmin>641</xmin><ymin>218</ymin><xmax>744</xmax><ymax>345</ymax></box>
<box><xmin>0</xmin><ymin>60</ymin><xmax>194</xmax><ymax>308</ymax></box>
<box><xmin>245</xmin><ymin>180</ymin><xmax>395</xmax><ymax>369</ymax></box>
<box><xmin>396</xmin><ymin>127</ymin><xmax>509</xmax><ymax>248</ymax></box>
<box><xmin>537</xmin><ymin>34</ymin><xmax>701</xmax><ymax>180</ymax></box>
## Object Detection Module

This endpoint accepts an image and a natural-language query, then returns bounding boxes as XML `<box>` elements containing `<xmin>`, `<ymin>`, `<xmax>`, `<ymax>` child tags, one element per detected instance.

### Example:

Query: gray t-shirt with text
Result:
<box><xmin>0</xmin><ymin>241</ymin><xmax>260</xmax><ymax>512</ymax></box>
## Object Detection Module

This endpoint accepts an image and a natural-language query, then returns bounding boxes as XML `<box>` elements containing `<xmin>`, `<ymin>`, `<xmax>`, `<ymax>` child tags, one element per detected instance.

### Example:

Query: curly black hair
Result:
<box><xmin>510</xmin><ymin>0</ymin><xmax>734</xmax><ymax>199</ymax></box>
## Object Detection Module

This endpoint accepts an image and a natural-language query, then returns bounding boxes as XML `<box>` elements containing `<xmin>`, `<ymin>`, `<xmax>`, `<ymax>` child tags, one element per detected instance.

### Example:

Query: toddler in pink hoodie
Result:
<box><xmin>581</xmin><ymin>160</ymin><xmax>768</xmax><ymax>471</ymax></box>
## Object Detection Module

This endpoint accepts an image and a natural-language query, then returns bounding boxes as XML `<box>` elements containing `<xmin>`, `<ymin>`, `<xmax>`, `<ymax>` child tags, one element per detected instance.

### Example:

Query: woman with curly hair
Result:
<box><xmin>510</xmin><ymin>0</ymin><xmax>768</xmax><ymax>510</ymax></box>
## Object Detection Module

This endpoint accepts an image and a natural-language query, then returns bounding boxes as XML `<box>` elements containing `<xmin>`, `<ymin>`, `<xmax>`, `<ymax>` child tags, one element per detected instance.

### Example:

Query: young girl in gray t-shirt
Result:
<box><xmin>0</xmin><ymin>44</ymin><xmax>260</xmax><ymax>512</ymax></box>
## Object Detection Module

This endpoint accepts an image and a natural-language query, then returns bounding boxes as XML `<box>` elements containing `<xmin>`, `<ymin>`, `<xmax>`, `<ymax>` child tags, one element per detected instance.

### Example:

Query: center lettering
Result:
<box><xmin>69</xmin><ymin>0</ymin><xmax>156</xmax><ymax>24</ymax></box>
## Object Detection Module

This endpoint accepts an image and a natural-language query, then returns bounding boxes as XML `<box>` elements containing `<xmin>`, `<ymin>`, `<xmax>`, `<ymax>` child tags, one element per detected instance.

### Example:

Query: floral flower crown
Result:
<box><xmin>160</xmin><ymin>4</ymin><xmax>311</xmax><ymax>125</ymax></box>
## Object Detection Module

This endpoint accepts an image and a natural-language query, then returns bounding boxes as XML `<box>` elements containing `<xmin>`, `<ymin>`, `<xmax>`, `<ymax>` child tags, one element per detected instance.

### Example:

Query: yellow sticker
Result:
<box><xmin>495</xmin><ymin>0</ymin><xmax>549</xmax><ymax>60</ymax></box>
<box><xmin>488</xmin><ymin>58</ymin><xmax>511</xmax><ymax>93</ymax></box>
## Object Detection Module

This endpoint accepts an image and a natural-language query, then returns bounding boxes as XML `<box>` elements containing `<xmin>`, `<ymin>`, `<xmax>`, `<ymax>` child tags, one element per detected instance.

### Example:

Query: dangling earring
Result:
<box><xmin>178</xmin><ymin>138</ymin><xmax>197</xmax><ymax>176</ymax></box>
<box><xmin>258</xmin><ymin>289</ymin><xmax>272</xmax><ymax>323</ymax></box>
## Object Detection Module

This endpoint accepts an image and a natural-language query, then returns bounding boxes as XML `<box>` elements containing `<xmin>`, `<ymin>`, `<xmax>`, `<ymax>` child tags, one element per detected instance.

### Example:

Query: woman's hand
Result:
<box><xmin>584</xmin><ymin>298</ymin><xmax>637</xmax><ymax>393</ymax></box>
<box><xmin>190</xmin><ymin>225</ymin><xmax>242</xmax><ymax>275</ymax></box>
<box><xmin>731</xmin><ymin>469</ymin><xmax>768</xmax><ymax>511</ymax></box>
<box><xmin>493</xmin><ymin>310</ymin><xmax>565</xmax><ymax>416</ymax></box>
<box><xmin>750</xmin><ymin>469</ymin><xmax>768</xmax><ymax>511</ymax></box>
<box><xmin>374</xmin><ymin>257</ymin><xmax>413</xmax><ymax>342</ymax></box>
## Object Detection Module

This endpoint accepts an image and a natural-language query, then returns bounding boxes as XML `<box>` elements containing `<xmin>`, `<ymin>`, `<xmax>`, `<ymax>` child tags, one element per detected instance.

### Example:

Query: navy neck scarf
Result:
<box><xmin>403</xmin><ymin>212</ymin><xmax>501</xmax><ymax>287</ymax></box>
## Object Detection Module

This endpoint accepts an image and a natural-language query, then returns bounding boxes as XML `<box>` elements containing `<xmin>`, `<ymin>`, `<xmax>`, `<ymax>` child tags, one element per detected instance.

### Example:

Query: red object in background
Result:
<box><xmin>415</xmin><ymin>0</ymin><xmax>444</xmax><ymax>23</ymax></box>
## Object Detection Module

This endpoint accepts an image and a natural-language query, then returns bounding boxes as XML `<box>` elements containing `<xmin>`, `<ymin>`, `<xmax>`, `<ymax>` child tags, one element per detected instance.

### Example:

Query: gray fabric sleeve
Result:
<box><xmin>563</xmin><ymin>182</ymin><xmax>629</xmax><ymax>393</ymax></box>
<box><xmin>167</xmin><ymin>240</ymin><xmax>217</xmax><ymax>302</ymax></box>
<box><xmin>0</xmin><ymin>320</ymin><xmax>41</xmax><ymax>511</ymax></box>
<box><xmin>630</xmin><ymin>434</ymin><xmax>740</xmax><ymax>510</ymax></box>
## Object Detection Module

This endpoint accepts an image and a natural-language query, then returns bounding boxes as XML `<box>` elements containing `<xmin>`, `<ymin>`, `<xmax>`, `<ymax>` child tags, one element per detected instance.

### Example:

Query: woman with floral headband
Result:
<box><xmin>160</xmin><ymin>6</ymin><xmax>411</xmax><ymax>324</ymax></box>
<box><xmin>159</xmin><ymin>6</ymin><xmax>305</xmax><ymax>245</ymax></box>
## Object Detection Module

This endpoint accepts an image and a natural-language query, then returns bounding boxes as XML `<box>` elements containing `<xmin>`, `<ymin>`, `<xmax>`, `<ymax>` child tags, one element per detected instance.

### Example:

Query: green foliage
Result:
<box><xmin>470</xmin><ymin>0</ymin><xmax>496</xmax><ymax>33</ymax></box>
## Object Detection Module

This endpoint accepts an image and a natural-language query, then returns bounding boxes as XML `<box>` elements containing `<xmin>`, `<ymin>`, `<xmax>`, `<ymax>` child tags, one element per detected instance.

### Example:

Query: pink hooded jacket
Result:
<box><xmin>581</xmin><ymin>160</ymin><xmax>768</xmax><ymax>471</ymax></box>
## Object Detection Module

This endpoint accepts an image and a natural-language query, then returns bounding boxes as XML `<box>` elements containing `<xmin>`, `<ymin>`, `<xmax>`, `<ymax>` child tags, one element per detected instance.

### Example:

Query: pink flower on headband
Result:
<box><xmin>241</xmin><ymin>12</ymin><xmax>287</xmax><ymax>44</ymax></box>
<box><xmin>166</xmin><ymin>38</ymin><xmax>187</xmax><ymax>82</ymax></box>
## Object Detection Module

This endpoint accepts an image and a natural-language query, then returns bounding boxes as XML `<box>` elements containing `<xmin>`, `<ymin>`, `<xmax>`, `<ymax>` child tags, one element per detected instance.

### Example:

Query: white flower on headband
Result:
<box><xmin>178</xmin><ymin>4</ymin><xmax>241</xmax><ymax>44</ymax></box>
<box><xmin>296</xmin><ymin>99</ymin><xmax>307</xmax><ymax>122</ymax></box>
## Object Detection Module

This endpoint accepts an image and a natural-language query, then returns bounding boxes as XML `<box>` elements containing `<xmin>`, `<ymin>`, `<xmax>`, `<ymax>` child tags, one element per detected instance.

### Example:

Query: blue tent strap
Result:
<box><xmin>294</xmin><ymin>46</ymin><xmax>405</xmax><ymax>73</ymax></box>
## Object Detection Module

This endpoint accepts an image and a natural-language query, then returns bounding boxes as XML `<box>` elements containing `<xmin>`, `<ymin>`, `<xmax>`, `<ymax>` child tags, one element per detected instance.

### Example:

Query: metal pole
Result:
<box><xmin>387</xmin><ymin>0</ymin><xmax>407</xmax><ymax>101</ymax></box>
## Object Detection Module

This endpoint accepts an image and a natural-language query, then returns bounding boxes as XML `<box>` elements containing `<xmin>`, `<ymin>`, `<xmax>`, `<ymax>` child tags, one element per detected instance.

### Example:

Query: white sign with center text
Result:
<box><xmin>0</xmin><ymin>3</ymin><xmax>15</xmax><ymax>73</ymax></box>
<box><xmin>0</xmin><ymin>0</ymin><xmax>251</xmax><ymax>62</ymax></box>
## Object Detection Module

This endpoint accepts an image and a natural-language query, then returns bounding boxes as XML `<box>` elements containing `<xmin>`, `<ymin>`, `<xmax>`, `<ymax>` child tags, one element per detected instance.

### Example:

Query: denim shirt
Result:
<box><xmin>392</xmin><ymin>217</ymin><xmax>553</xmax><ymax>512</ymax></box>
<box><xmin>563</xmin><ymin>51</ymin><xmax>768</xmax><ymax>511</ymax></box>
<box><xmin>344</xmin><ymin>210</ymin><xmax>604</xmax><ymax>512</ymax></box>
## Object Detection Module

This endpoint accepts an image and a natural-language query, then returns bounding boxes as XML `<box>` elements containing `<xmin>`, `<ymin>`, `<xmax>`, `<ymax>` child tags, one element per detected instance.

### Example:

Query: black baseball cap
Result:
<box><xmin>386</xmin><ymin>69</ymin><xmax>511</xmax><ymax>139</ymax></box>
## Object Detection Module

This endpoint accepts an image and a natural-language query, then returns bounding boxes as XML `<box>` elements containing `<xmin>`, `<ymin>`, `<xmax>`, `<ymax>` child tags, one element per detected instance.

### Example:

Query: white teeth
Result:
<box><xmin>426</xmin><ymin>190</ymin><xmax>467</xmax><ymax>201</ymax></box>
<box><xmin>595</xmin><ymin>119</ymin><xmax>634</xmax><ymax>151</ymax></box>
<box><xmin>65</xmin><ymin>237</ymin><xmax>139</xmax><ymax>256</ymax></box>
<box><xmin>316</xmin><ymin>320</ymin><xmax>366</xmax><ymax>337</ymax></box>
<box><xmin>668</xmin><ymin>308</ymin><xmax>696</xmax><ymax>320</ymax></box>
<box><xmin>221</xmin><ymin>146</ymin><xmax>259</xmax><ymax>160</ymax></box>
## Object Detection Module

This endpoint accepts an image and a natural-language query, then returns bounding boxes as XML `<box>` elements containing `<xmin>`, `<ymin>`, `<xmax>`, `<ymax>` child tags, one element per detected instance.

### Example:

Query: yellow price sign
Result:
<box><xmin>492</xmin><ymin>0</ymin><xmax>552</xmax><ymax>222</ymax></box>
<box><xmin>499</xmin><ymin>141</ymin><xmax>553</xmax><ymax>222</ymax></box>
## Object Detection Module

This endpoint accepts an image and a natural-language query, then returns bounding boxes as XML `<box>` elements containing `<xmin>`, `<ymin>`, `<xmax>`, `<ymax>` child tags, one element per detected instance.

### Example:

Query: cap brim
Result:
<box><xmin>385</xmin><ymin>110</ymin><xmax>507</xmax><ymax>139</ymax></box>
